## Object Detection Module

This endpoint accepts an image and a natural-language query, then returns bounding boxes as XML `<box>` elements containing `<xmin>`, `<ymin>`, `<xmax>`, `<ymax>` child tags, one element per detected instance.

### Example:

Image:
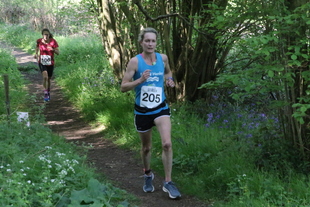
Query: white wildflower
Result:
<box><xmin>56</xmin><ymin>152</ymin><xmax>65</xmax><ymax>156</ymax></box>
<box><xmin>72</xmin><ymin>159</ymin><xmax>79</xmax><ymax>164</ymax></box>
<box><xmin>60</xmin><ymin>170</ymin><xmax>68</xmax><ymax>176</ymax></box>
<box><xmin>69</xmin><ymin>166</ymin><xmax>75</xmax><ymax>173</ymax></box>
<box><xmin>55</xmin><ymin>163</ymin><xmax>62</xmax><ymax>168</ymax></box>
<box><xmin>38</xmin><ymin>155</ymin><xmax>45</xmax><ymax>161</ymax></box>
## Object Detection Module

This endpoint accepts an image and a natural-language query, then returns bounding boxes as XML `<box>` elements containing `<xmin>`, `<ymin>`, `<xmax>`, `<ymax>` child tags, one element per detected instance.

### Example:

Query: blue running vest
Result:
<box><xmin>133</xmin><ymin>53</ymin><xmax>168</xmax><ymax>115</ymax></box>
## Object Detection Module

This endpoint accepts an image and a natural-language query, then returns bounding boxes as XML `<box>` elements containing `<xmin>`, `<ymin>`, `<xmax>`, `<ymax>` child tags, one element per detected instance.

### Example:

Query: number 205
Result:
<box><xmin>142</xmin><ymin>93</ymin><xmax>160</xmax><ymax>103</ymax></box>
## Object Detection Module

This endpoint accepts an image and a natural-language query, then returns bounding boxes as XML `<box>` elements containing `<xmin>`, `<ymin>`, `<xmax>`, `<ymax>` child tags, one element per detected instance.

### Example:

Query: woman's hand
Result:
<box><xmin>140</xmin><ymin>69</ymin><xmax>151</xmax><ymax>83</ymax></box>
<box><xmin>47</xmin><ymin>46</ymin><xmax>54</xmax><ymax>51</ymax></box>
<box><xmin>166</xmin><ymin>77</ymin><xmax>175</xmax><ymax>88</ymax></box>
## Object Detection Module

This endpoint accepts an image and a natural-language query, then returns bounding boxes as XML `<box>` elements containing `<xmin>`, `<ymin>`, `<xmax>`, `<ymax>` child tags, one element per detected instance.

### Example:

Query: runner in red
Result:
<box><xmin>34</xmin><ymin>28</ymin><xmax>59</xmax><ymax>102</ymax></box>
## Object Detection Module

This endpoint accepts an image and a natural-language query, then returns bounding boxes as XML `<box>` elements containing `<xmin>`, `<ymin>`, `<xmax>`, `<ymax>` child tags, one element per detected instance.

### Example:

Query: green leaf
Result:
<box><xmin>291</xmin><ymin>54</ymin><xmax>297</xmax><ymax>60</ymax></box>
<box><xmin>70</xmin><ymin>188</ymin><xmax>92</xmax><ymax>204</ymax></box>
<box><xmin>216</xmin><ymin>16</ymin><xmax>225</xmax><ymax>21</ymax></box>
<box><xmin>268</xmin><ymin>70</ymin><xmax>274</xmax><ymax>78</ymax></box>
<box><xmin>300</xmin><ymin>106</ymin><xmax>307</xmax><ymax>113</ymax></box>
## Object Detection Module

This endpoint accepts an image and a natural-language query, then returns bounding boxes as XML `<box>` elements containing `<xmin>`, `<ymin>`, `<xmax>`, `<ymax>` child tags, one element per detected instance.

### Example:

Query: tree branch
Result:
<box><xmin>133</xmin><ymin>0</ymin><xmax>209</xmax><ymax>39</ymax></box>
<box><xmin>133</xmin><ymin>0</ymin><xmax>178</xmax><ymax>21</ymax></box>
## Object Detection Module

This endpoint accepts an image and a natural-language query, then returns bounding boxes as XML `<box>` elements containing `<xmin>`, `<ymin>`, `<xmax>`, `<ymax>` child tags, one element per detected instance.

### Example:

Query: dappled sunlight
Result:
<box><xmin>47</xmin><ymin>119</ymin><xmax>106</xmax><ymax>140</ymax></box>
<box><xmin>48</xmin><ymin>118</ymin><xmax>75</xmax><ymax>125</ymax></box>
<box><xmin>91</xmin><ymin>124</ymin><xmax>106</xmax><ymax>132</ymax></box>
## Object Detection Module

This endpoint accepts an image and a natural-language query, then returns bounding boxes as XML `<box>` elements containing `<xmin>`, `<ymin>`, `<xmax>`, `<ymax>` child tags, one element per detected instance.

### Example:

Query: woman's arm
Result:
<box><xmin>54</xmin><ymin>47</ymin><xmax>59</xmax><ymax>55</ymax></box>
<box><xmin>121</xmin><ymin>57</ymin><xmax>150</xmax><ymax>92</ymax></box>
<box><xmin>161</xmin><ymin>54</ymin><xmax>175</xmax><ymax>88</ymax></box>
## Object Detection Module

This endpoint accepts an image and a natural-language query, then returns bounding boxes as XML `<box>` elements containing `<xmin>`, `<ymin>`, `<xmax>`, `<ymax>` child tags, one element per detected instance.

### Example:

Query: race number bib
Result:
<box><xmin>41</xmin><ymin>55</ymin><xmax>52</xmax><ymax>65</ymax></box>
<box><xmin>140</xmin><ymin>86</ymin><xmax>162</xmax><ymax>108</ymax></box>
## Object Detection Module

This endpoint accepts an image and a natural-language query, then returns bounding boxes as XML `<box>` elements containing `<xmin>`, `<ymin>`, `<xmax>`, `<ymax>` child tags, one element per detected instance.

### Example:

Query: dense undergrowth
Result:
<box><xmin>1</xmin><ymin>24</ymin><xmax>310</xmax><ymax>206</ymax></box>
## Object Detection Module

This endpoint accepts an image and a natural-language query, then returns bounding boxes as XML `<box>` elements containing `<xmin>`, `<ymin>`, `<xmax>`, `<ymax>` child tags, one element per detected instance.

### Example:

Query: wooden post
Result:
<box><xmin>3</xmin><ymin>74</ymin><xmax>10</xmax><ymax>123</ymax></box>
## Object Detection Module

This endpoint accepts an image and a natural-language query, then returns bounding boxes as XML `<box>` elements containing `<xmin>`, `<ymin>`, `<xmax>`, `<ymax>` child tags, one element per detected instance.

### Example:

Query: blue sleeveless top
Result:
<box><xmin>133</xmin><ymin>53</ymin><xmax>168</xmax><ymax>115</ymax></box>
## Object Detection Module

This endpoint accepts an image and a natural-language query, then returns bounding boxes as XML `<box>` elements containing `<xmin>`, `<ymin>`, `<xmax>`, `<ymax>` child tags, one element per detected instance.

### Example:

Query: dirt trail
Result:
<box><xmin>2</xmin><ymin>42</ymin><xmax>207</xmax><ymax>207</ymax></box>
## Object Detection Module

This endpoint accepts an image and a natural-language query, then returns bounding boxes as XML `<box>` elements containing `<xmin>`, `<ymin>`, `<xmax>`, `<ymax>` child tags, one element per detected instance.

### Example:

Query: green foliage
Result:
<box><xmin>53</xmin><ymin>35</ymin><xmax>135</xmax><ymax>134</ymax></box>
<box><xmin>166</xmin><ymin>102</ymin><xmax>310</xmax><ymax>206</ymax></box>
<box><xmin>292</xmin><ymin>102</ymin><xmax>310</xmax><ymax>124</ymax></box>
<box><xmin>200</xmin><ymin>1</ymin><xmax>310</xmax><ymax>158</ymax></box>
<box><xmin>0</xmin><ymin>48</ymin><xmax>26</xmax><ymax>118</ymax></box>
<box><xmin>0</xmin><ymin>0</ymin><xmax>98</xmax><ymax>35</ymax></box>
<box><xmin>68</xmin><ymin>178</ymin><xmax>130</xmax><ymax>207</ymax></box>
<box><xmin>0</xmin><ymin>121</ymin><xmax>134</xmax><ymax>206</ymax></box>
<box><xmin>0</xmin><ymin>24</ymin><xmax>37</xmax><ymax>55</ymax></box>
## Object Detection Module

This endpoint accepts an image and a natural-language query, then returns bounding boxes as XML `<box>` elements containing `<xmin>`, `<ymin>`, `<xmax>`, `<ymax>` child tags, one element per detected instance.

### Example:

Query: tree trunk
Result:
<box><xmin>284</xmin><ymin>0</ymin><xmax>309</xmax><ymax>156</ymax></box>
<box><xmin>97</xmin><ymin>0</ymin><xmax>140</xmax><ymax>79</ymax></box>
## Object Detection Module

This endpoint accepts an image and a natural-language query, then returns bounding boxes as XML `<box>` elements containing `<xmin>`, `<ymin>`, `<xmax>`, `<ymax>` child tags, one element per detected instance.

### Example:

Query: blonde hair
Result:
<box><xmin>138</xmin><ymin>27</ymin><xmax>158</xmax><ymax>42</ymax></box>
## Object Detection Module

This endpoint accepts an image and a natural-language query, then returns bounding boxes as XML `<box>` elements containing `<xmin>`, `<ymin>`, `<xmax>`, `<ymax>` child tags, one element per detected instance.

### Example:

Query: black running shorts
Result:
<box><xmin>134</xmin><ymin>108</ymin><xmax>171</xmax><ymax>132</ymax></box>
<box><xmin>39</xmin><ymin>63</ymin><xmax>54</xmax><ymax>78</ymax></box>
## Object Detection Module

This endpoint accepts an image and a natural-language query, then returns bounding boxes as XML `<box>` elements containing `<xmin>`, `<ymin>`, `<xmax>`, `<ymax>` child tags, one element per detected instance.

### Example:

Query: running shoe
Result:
<box><xmin>162</xmin><ymin>181</ymin><xmax>181</xmax><ymax>199</ymax></box>
<box><xmin>44</xmin><ymin>92</ymin><xmax>49</xmax><ymax>102</ymax></box>
<box><xmin>143</xmin><ymin>173</ymin><xmax>155</xmax><ymax>193</ymax></box>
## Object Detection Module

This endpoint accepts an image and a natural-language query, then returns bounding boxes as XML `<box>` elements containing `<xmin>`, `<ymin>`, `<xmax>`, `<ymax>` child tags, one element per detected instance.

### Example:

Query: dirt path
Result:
<box><xmin>2</xmin><ymin>42</ymin><xmax>207</xmax><ymax>207</ymax></box>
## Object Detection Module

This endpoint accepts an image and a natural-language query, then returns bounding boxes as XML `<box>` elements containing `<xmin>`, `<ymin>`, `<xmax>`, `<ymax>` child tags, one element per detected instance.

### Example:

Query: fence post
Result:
<box><xmin>3</xmin><ymin>74</ymin><xmax>10</xmax><ymax>123</ymax></box>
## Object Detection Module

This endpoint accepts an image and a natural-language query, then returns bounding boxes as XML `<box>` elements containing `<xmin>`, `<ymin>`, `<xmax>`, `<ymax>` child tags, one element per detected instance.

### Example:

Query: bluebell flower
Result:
<box><xmin>246</xmin><ymin>134</ymin><xmax>253</xmax><ymax>138</ymax></box>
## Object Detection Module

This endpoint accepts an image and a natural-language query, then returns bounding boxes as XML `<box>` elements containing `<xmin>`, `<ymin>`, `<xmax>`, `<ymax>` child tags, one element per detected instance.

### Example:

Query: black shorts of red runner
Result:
<box><xmin>39</xmin><ymin>63</ymin><xmax>54</xmax><ymax>78</ymax></box>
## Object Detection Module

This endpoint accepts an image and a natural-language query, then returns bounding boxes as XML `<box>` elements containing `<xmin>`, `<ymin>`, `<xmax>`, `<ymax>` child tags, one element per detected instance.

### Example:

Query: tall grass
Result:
<box><xmin>0</xmin><ymin>48</ymin><xmax>26</xmax><ymax>119</ymax></box>
<box><xmin>1</xmin><ymin>23</ymin><xmax>310</xmax><ymax>206</ymax></box>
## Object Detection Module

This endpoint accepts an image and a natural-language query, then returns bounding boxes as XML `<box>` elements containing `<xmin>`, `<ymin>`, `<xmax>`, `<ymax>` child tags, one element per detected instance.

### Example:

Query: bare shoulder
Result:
<box><xmin>126</xmin><ymin>56</ymin><xmax>138</xmax><ymax>73</ymax></box>
<box><xmin>160</xmin><ymin>53</ymin><xmax>168</xmax><ymax>62</ymax></box>
<box><xmin>128</xmin><ymin>56</ymin><xmax>138</xmax><ymax>65</ymax></box>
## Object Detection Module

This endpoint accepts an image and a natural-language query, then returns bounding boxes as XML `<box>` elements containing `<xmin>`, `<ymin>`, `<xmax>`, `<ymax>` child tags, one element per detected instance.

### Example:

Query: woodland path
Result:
<box><xmin>1</xmin><ymin>42</ymin><xmax>207</xmax><ymax>207</ymax></box>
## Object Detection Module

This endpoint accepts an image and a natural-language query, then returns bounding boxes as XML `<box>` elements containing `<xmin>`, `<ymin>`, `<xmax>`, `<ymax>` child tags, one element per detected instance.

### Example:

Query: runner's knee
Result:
<box><xmin>142</xmin><ymin>146</ymin><xmax>151</xmax><ymax>154</ymax></box>
<box><xmin>162</xmin><ymin>142</ymin><xmax>172</xmax><ymax>151</ymax></box>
